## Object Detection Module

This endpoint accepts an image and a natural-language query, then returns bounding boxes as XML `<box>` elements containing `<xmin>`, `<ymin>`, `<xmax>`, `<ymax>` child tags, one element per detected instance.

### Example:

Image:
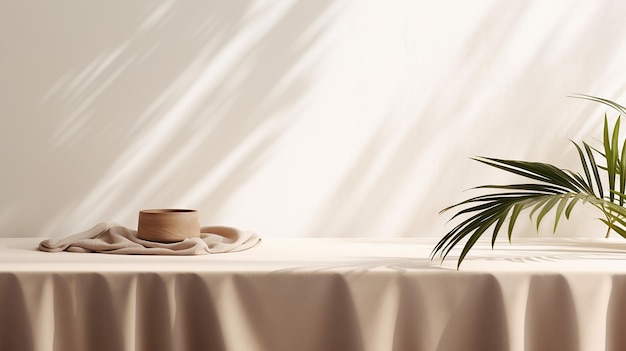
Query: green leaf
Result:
<box><xmin>566</xmin><ymin>171</ymin><xmax>594</xmax><ymax>195</ymax></box>
<box><xmin>565</xmin><ymin>194</ymin><xmax>582</xmax><ymax>219</ymax></box>
<box><xmin>491</xmin><ymin>211</ymin><xmax>509</xmax><ymax>248</ymax></box>
<box><xmin>599</xmin><ymin>218</ymin><xmax>626</xmax><ymax>238</ymax></box>
<box><xmin>583</xmin><ymin>142</ymin><xmax>604</xmax><ymax>199</ymax></box>
<box><xmin>553</xmin><ymin>195</ymin><xmax>570</xmax><ymax>232</ymax></box>
<box><xmin>529</xmin><ymin>197</ymin><xmax>552</xmax><ymax>220</ymax></box>
<box><xmin>535</xmin><ymin>196</ymin><xmax>561</xmax><ymax>231</ymax></box>
<box><xmin>508</xmin><ymin>204</ymin><xmax>524</xmax><ymax>242</ymax></box>
<box><xmin>619</xmin><ymin>136</ymin><xmax>626</xmax><ymax>206</ymax></box>
<box><xmin>570</xmin><ymin>94</ymin><xmax>626</xmax><ymax>116</ymax></box>
<box><xmin>602</xmin><ymin>201</ymin><xmax>626</xmax><ymax>221</ymax></box>
<box><xmin>457</xmin><ymin>218</ymin><xmax>498</xmax><ymax>269</ymax></box>
<box><xmin>604</xmin><ymin>114</ymin><xmax>618</xmax><ymax>202</ymax></box>
<box><xmin>472</xmin><ymin>157</ymin><xmax>557</xmax><ymax>185</ymax></box>
<box><xmin>572</xmin><ymin>141</ymin><xmax>593</xmax><ymax>190</ymax></box>
<box><xmin>475</xmin><ymin>184</ymin><xmax>566</xmax><ymax>193</ymax></box>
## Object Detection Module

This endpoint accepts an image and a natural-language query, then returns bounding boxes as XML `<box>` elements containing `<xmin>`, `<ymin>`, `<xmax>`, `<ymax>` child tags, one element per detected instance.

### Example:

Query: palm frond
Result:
<box><xmin>435</xmin><ymin>95</ymin><xmax>626</xmax><ymax>268</ymax></box>
<box><xmin>471</xmin><ymin>157</ymin><xmax>589</xmax><ymax>193</ymax></box>
<box><xmin>583</xmin><ymin>142</ymin><xmax>604</xmax><ymax>199</ymax></box>
<box><xmin>598</xmin><ymin>200</ymin><xmax>626</xmax><ymax>237</ymax></box>
<box><xmin>433</xmin><ymin>156</ymin><xmax>602</xmax><ymax>268</ymax></box>
<box><xmin>620</xmin><ymin>139</ymin><xmax>626</xmax><ymax>205</ymax></box>
<box><xmin>569</xmin><ymin>94</ymin><xmax>626</xmax><ymax>115</ymax></box>
<box><xmin>433</xmin><ymin>188</ymin><xmax>597</xmax><ymax>269</ymax></box>
<box><xmin>569</xmin><ymin>94</ymin><xmax>626</xmax><ymax>116</ymax></box>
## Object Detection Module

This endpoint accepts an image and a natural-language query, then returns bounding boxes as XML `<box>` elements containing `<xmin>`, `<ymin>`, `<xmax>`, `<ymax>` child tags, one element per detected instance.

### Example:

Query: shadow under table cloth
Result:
<box><xmin>38</xmin><ymin>222</ymin><xmax>261</xmax><ymax>255</ymax></box>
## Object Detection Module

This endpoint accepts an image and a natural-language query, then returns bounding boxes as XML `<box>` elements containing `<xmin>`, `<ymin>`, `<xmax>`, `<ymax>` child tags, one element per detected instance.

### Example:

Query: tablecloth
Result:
<box><xmin>2</xmin><ymin>237</ymin><xmax>626</xmax><ymax>351</ymax></box>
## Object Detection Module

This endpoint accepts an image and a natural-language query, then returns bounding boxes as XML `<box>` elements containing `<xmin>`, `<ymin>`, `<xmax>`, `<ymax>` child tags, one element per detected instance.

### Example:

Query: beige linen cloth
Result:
<box><xmin>38</xmin><ymin>222</ymin><xmax>261</xmax><ymax>255</ymax></box>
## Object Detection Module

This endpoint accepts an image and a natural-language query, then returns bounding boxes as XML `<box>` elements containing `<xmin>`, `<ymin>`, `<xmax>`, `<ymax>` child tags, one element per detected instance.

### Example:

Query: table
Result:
<box><xmin>2</xmin><ymin>237</ymin><xmax>626</xmax><ymax>351</ymax></box>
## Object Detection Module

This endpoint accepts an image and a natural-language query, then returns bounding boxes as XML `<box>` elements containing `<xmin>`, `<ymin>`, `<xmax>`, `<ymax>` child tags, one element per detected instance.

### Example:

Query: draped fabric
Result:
<box><xmin>2</xmin><ymin>237</ymin><xmax>626</xmax><ymax>350</ymax></box>
<box><xmin>37</xmin><ymin>222</ymin><xmax>261</xmax><ymax>255</ymax></box>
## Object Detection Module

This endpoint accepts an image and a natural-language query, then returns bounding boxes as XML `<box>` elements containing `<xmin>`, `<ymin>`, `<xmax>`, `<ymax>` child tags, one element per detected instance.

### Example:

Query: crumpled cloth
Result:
<box><xmin>38</xmin><ymin>222</ymin><xmax>261</xmax><ymax>255</ymax></box>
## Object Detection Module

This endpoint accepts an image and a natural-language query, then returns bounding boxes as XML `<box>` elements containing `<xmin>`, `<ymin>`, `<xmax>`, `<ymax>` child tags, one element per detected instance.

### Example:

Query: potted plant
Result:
<box><xmin>433</xmin><ymin>95</ymin><xmax>626</xmax><ymax>268</ymax></box>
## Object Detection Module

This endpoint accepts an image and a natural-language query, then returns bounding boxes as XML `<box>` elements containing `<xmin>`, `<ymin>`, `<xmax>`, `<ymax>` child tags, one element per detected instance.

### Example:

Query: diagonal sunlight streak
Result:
<box><xmin>169</xmin><ymin>1</ymin><xmax>344</xmax><ymax>227</ymax></box>
<box><xmin>53</xmin><ymin>53</ymin><xmax>141</xmax><ymax>147</ymax></box>
<box><xmin>57</xmin><ymin>9</ymin><xmax>266</xmax><ymax>221</ymax></box>
<box><xmin>398</xmin><ymin>1</ymin><xmax>626</xmax><ymax>238</ymax></box>
<box><xmin>65</xmin><ymin>43</ymin><xmax>132</xmax><ymax>104</ymax></box>
<box><xmin>51</xmin><ymin>2</ymin><xmax>170</xmax><ymax>107</ymax></box>
<box><xmin>175</xmin><ymin>119</ymin><xmax>282</xmax><ymax>207</ymax></box>
<box><xmin>308</xmin><ymin>0</ymin><xmax>626</xmax><ymax>239</ymax></box>
<box><xmin>307</xmin><ymin>0</ymin><xmax>524</xmax><ymax>238</ymax></box>
<box><xmin>138</xmin><ymin>1</ymin><xmax>175</xmax><ymax>31</ymax></box>
<box><xmin>47</xmin><ymin>2</ymin><xmax>179</xmax><ymax>147</ymax></box>
<box><xmin>137</xmin><ymin>1</ymin><xmax>339</xmax><ymax>219</ymax></box>
<box><xmin>35</xmin><ymin>2</ymin><xmax>221</xmax><ymax>234</ymax></box>
<box><xmin>106</xmin><ymin>116</ymin><xmax>225</xmax><ymax>219</ymax></box>
<box><xmin>40</xmin><ymin>70</ymin><xmax>74</xmax><ymax>103</ymax></box>
<box><xmin>57</xmin><ymin>1</ymin><xmax>340</xmax><ymax>232</ymax></box>
<box><xmin>132</xmin><ymin>2</ymin><xmax>296</xmax><ymax>129</ymax></box>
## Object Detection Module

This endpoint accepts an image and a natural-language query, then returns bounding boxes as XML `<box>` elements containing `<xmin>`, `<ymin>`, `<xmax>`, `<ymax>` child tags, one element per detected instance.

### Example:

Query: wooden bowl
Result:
<box><xmin>137</xmin><ymin>209</ymin><xmax>201</xmax><ymax>242</ymax></box>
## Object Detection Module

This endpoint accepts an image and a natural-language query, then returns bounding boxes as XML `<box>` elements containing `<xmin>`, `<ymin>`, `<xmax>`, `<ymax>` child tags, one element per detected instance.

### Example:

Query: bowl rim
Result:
<box><xmin>139</xmin><ymin>209</ymin><xmax>197</xmax><ymax>214</ymax></box>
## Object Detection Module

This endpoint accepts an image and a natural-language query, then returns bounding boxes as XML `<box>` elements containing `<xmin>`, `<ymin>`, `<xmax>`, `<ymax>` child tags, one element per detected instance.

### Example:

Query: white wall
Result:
<box><xmin>2</xmin><ymin>0</ymin><xmax>626</xmax><ymax>238</ymax></box>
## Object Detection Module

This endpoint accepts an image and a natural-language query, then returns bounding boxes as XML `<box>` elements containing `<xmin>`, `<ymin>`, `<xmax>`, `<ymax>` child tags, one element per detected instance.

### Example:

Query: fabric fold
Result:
<box><xmin>38</xmin><ymin>222</ymin><xmax>261</xmax><ymax>255</ymax></box>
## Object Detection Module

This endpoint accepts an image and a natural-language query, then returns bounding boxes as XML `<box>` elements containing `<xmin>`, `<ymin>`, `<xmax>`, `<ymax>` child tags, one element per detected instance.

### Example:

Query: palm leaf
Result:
<box><xmin>583</xmin><ymin>142</ymin><xmax>604</xmax><ymax>199</ymax></box>
<box><xmin>436</xmin><ymin>95</ymin><xmax>626</xmax><ymax>268</ymax></box>
<box><xmin>553</xmin><ymin>195</ymin><xmax>570</xmax><ymax>232</ymax></box>
<box><xmin>507</xmin><ymin>204</ymin><xmax>524</xmax><ymax>241</ymax></box>
<box><xmin>536</xmin><ymin>197</ymin><xmax>561</xmax><ymax>230</ymax></box>
<box><xmin>433</xmin><ymin>188</ymin><xmax>597</xmax><ymax>269</ymax></box>
<box><xmin>435</xmin><ymin>151</ymin><xmax>604</xmax><ymax>268</ymax></box>
<box><xmin>572</xmin><ymin>141</ymin><xmax>593</xmax><ymax>191</ymax></box>
<box><xmin>617</xmin><ymin>140</ymin><xmax>626</xmax><ymax>206</ymax></box>
<box><xmin>472</xmin><ymin>157</ymin><xmax>586</xmax><ymax>192</ymax></box>
<box><xmin>570</xmin><ymin>94</ymin><xmax>626</xmax><ymax>116</ymax></box>
<box><xmin>604</xmin><ymin>114</ymin><xmax>617</xmax><ymax>202</ymax></box>
<box><xmin>432</xmin><ymin>156</ymin><xmax>600</xmax><ymax>262</ymax></box>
